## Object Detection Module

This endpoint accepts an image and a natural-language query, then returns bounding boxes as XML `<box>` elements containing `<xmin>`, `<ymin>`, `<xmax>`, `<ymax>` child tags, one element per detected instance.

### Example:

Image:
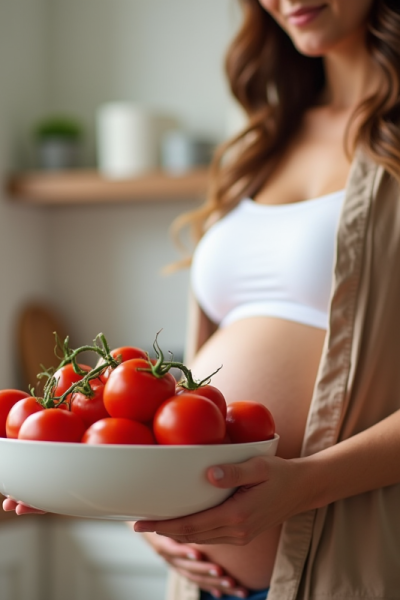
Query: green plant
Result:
<box><xmin>34</xmin><ymin>116</ymin><xmax>83</xmax><ymax>140</ymax></box>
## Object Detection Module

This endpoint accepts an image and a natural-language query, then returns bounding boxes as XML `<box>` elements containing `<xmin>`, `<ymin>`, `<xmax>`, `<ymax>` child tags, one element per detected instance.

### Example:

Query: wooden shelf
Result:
<box><xmin>6</xmin><ymin>168</ymin><xmax>209</xmax><ymax>205</ymax></box>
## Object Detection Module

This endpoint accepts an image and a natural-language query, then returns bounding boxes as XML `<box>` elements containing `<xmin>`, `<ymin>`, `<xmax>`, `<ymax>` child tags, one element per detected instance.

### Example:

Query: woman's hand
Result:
<box><xmin>2</xmin><ymin>497</ymin><xmax>46</xmax><ymax>515</ymax></box>
<box><xmin>134</xmin><ymin>529</ymin><xmax>249</xmax><ymax>598</ymax></box>
<box><xmin>136</xmin><ymin>410</ymin><xmax>400</xmax><ymax>545</ymax></box>
<box><xmin>134</xmin><ymin>455</ymin><xmax>312</xmax><ymax>545</ymax></box>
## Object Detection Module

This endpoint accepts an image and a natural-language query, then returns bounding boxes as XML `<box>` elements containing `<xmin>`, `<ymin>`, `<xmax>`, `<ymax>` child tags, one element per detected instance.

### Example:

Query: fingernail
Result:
<box><xmin>187</xmin><ymin>552</ymin><xmax>198</xmax><ymax>560</ymax></box>
<box><xmin>209</xmin><ymin>568</ymin><xmax>219</xmax><ymax>576</ymax></box>
<box><xmin>134</xmin><ymin>524</ymin><xmax>149</xmax><ymax>532</ymax></box>
<box><xmin>221</xmin><ymin>579</ymin><xmax>231</xmax><ymax>587</ymax></box>
<box><xmin>211</xmin><ymin>467</ymin><xmax>224</xmax><ymax>480</ymax></box>
<box><xmin>234</xmin><ymin>592</ymin><xmax>247</xmax><ymax>598</ymax></box>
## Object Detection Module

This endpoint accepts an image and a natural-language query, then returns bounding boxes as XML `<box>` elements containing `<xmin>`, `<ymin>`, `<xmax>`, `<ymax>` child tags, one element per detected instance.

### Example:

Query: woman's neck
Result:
<box><xmin>321</xmin><ymin>29</ymin><xmax>382</xmax><ymax>110</ymax></box>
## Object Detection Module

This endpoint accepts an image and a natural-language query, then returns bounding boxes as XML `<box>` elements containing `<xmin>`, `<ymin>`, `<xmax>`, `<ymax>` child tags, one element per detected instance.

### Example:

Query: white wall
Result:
<box><xmin>47</xmin><ymin>0</ymin><xmax>241</xmax><ymax>162</ymax></box>
<box><xmin>45</xmin><ymin>200</ymin><xmax>197</xmax><ymax>358</ymax></box>
<box><xmin>0</xmin><ymin>0</ymin><xmax>242</xmax><ymax>382</ymax></box>
<box><xmin>0</xmin><ymin>0</ymin><xmax>51</xmax><ymax>387</ymax></box>
<box><xmin>44</xmin><ymin>0</ymin><xmax>241</xmax><ymax>357</ymax></box>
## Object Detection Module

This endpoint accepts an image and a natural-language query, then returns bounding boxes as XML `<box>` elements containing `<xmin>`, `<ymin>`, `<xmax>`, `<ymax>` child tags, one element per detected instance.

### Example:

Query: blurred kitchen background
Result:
<box><xmin>0</xmin><ymin>0</ymin><xmax>245</xmax><ymax>598</ymax></box>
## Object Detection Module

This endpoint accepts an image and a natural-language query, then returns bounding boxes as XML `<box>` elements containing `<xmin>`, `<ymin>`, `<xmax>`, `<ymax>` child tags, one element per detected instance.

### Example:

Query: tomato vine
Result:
<box><xmin>34</xmin><ymin>333</ymin><xmax>120</xmax><ymax>409</ymax></box>
<box><xmin>31</xmin><ymin>330</ymin><xmax>223</xmax><ymax>411</ymax></box>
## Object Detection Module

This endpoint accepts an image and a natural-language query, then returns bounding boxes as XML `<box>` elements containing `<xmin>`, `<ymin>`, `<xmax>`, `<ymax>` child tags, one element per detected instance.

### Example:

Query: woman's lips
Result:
<box><xmin>286</xmin><ymin>4</ymin><xmax>327</xmax><ymax>27</ymax></box>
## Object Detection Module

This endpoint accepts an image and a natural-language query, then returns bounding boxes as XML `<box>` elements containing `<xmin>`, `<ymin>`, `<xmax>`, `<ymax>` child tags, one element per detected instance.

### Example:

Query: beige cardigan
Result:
<box><xmin>167</xmin><ymin>149</ymin><xmax>400</xmax><ymax>600</ymax></box>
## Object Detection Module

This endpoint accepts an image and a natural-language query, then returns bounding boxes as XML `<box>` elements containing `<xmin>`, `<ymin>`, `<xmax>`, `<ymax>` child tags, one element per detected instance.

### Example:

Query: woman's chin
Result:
<box><xmin>292</xmin><ymin>38</ymin><xmax>332</xmax><ymax>58</ymax></box>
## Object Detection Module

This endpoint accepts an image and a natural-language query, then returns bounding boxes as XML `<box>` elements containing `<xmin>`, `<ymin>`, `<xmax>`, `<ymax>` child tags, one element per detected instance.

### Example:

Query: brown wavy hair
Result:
<box><xmin>171</xmin><ymin>0</ymin><xmax>400</xmax><ymax>265</ymax></box>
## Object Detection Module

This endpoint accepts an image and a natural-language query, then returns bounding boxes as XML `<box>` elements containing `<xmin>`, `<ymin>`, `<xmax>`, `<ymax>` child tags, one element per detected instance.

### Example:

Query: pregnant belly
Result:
<box><xmin>187</xmin><ymin>316</ymin><xmax>326</xmax><ymax>589</ymax></box>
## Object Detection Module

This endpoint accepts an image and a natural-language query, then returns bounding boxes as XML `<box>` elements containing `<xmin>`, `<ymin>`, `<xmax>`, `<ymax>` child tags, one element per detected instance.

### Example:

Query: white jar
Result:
<box><xmin>96</xmin><ymin>103</ymin><xmax>158</xmax><ymax>179</ymax></box>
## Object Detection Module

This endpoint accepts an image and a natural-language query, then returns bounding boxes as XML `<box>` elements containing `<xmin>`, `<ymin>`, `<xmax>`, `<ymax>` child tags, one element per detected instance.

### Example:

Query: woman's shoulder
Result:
<box><xmin>204</xmin><ymin>210</ymin><xmax>222</xmax><ymax>231</ymax></box>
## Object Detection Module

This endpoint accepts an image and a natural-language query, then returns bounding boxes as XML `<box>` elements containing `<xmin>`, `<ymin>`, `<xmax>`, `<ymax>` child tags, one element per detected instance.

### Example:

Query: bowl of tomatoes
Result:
<box><xmin>0</xmin><ymin>333</ymin><xmax>279</xmax><ymax>520</ymax></box>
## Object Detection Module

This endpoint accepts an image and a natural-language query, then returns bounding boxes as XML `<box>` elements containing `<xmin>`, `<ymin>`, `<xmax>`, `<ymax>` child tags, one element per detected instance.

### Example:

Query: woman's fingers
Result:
<box><xmin>2</xmin><ymin>498</ymin><xmax>18</xmax><ymax>511</ymax></box>
<box><xmin>138</xmin><ymin>531</ymin><xmax>248</xmax><ymax>596</ymax></box>
<box><xmin>134</xmin><ymin>489</ymin><xmax>241</xmax><ymax>536</ymax></box>
<box><xmin>135</xmin><ymin>504</ymin><xmax>227</xmax><ymax>538</ymax></box>
<box><xmin>143</xmin><ymin>533</ymin><xmax>226</xmax><ymax>571</ymax></box>
<box><xmin>135</xmin><ymin>485</ymin><xmax>258</xmax><ymax>544</ymax></box>
<box><xmin>15</xmin><ymin>504</ymin><xmax>46</xmax><ymax>515</ymax></box>
<box><xmin>152</xmin><ymin>535</ymin><xmax>203</xmax><ymax>561</ymax></box>
<box><xmin>139</xmin><ymin>530</ymin><xmax>202</xmax><ymax>559</ymax></box>
<box><xmin>168</xmin><ymin>554</ymin><xmax>223</xmax><ymax>576</ymax></box>
<box><xmin>2</xmin><ymin>498</ymin><xmax>46</xmax><ymax>515</ymax></box>
<box><xmin>174</xmin><ymin>567</ymin><xmax>248</xmax><ymax>598</ymax></box>
<box><xmin>207</xmin><ymin>456</ymin><xmax>270</xmax><ymax>488</ymax></box>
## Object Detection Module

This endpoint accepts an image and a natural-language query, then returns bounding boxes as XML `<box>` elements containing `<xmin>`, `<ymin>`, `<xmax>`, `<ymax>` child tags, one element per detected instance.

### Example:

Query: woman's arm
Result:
<box><xmin>302</xmin><ymin>407</ymin><xmax>400</xmax><ymax>508</ymax></box>
<box><xmin>134</xmin><ymin>409</ymin><xmax>400</xmax><ymax>545</ymax></box>
<box><xmin>183</xmin><ymin>288</ymin><xmax>218</xmax><ymax>367</ymax></box>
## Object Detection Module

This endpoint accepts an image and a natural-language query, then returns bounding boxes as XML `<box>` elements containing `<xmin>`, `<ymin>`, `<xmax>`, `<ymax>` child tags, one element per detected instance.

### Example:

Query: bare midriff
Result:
<box><xmin>187</xmin><ymin>315</ymin><xmax>326</xmax><ymax>590</ymax></box>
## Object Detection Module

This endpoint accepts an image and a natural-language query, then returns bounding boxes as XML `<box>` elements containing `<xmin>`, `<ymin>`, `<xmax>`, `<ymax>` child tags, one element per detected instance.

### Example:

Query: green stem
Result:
<box><xmin>177</xmin><ymin>364</ymin><xmax>223</xmax><ymax>389</ymax></box>
<box><xmin>57</xmin><ymin>340</ymin><xmax>117</xmax><ymax>371</ymax></box>
<box><xmin>40</xmin><ymin>333</ymin><xmax>120</xmax><ymax>409</ymax></box>
<box><xmin>43</xmin><ymin>361</ymin><xmax>109</xmax><ymax>409</ymax></box>
<box><xmin>137</xmin><ymin>331</ymin><xmax>222</xmax><ymax>388</ymax></box>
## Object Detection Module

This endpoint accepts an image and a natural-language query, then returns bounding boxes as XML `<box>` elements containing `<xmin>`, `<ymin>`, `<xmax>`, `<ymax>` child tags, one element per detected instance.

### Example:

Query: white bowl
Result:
<box><xmin>0</xmin><ymin>435</ymin><xmax>279</xmax><ymax>520</ymax></box>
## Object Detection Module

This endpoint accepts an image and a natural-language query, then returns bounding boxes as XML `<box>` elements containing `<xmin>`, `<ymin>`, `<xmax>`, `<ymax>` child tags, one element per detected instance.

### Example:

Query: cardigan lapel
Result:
<box><xmin>268</xmin><ymin>150</ymin><xmax>380</xmax><ymax>600</ymax></box>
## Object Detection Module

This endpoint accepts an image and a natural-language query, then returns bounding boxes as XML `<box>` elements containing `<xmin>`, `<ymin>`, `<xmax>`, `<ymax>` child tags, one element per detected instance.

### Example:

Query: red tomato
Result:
<box><xmin>176</xmin><ymin>384</ymin><xmax>227</xmax><ymax>418</ymax></box>
<box><xmin>103</xmin><ymin>358</ymin><xmax>176</xmax><ymax>423</ymax></box>
<box><xmin>0</xmin><ymin>389</ymin><xmax>30</xmax><ymax>437</ymax></box>
<box><xmin>70</xmin><ymin>380</ymin><xmax>109</xmax><ymax>427</ymax></box>
<box><xmin>18</xmin><ymin>408</ymin><xmax>86</xmax><ymax>442</ymax></box>
<box><xmin>82</xmin><ymin>417</ymin><xmax>155</xmax><ymax>445</ymax></box>
<box><xmin>226</xmin><ymin>401</ymin><xmax>276</xmax><ymax>443</ymax></box>
<box><xmin>99</xmin><ymin>346</ymin><xmax>148</xmax><ymax>383</ymax></box>
<box><xmin>53</xmin><ymin>363</ymin><xmax>92</xmax><ymax>397</ymax></box>
<box><xmin>6</xmin><ymin>396</ymin><xmax>44</xmax><ymax>439</ymax></box>
<box><xmin>153</xmin><ymin>393</ymin><xmax>226</xmax><ymax>445</ymax></box>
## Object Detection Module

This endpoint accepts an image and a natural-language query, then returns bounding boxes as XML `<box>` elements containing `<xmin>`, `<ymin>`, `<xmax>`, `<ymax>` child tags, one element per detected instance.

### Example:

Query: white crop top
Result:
<box><xmin>191</xmin><ymin>189</ymin><xmax>346</xmax><ymax>330</ymax></box>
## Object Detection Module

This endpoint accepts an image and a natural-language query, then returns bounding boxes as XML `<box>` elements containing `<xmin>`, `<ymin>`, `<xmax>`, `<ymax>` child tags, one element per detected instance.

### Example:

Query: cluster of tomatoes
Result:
<box><xmin>0</xmin><ymin>334</ymin><xmax>276</xmax><ymax>446</ymax></box>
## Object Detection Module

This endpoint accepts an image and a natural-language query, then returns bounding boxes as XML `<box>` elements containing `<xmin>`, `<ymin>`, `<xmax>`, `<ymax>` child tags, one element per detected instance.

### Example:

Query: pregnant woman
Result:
<box><xmin>133</xmin><ymin>1</ymin><xmax>400</xmax><ymax>599</ymax></box>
